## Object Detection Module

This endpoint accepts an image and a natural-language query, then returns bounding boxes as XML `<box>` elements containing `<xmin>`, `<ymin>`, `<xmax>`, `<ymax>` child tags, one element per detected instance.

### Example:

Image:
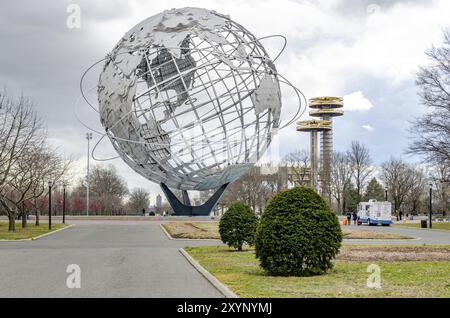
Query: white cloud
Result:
<box><xmin>343</xmin><ymin>91</ymin><xmax>373</xmax><ymax>111</ymax></box>
<box><xmin>362</xmin><ymin>124</ymin><xmax>374</xmax><ymax>131</ymax></box>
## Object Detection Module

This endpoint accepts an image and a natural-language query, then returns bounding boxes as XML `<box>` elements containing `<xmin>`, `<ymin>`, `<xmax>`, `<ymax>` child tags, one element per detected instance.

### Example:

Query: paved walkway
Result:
<box><xmin>342</xmin><ymin>224</ymin><xmax>450</xmax><ymax>245</ymax></box>
<box><xmin>0</xmin><ymin>221</ymin><xmax>223</xmax><ymax>298</ymax></box>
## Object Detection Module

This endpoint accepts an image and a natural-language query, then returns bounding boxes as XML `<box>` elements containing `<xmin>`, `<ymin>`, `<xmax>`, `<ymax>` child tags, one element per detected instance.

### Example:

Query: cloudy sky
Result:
<box><xmin>0</xmin><ymin>0</ymin><xmax>448</xmax><ymax>202</ymax></box>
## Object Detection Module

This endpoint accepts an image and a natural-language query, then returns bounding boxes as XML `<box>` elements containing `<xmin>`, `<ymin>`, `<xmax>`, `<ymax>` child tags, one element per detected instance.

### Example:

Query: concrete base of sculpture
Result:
<box><xmin>160</xmin><ymin>183</ymin><xmax>229</xmax><ymax>216</ymax></box>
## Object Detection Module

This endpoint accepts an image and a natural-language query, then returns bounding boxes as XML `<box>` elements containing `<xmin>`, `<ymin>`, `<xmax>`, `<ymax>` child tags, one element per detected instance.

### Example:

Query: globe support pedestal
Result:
<box><xmin>160</xmin><ymin>183</ymin><xmax>229</xmax><ymax>216</ymax></box>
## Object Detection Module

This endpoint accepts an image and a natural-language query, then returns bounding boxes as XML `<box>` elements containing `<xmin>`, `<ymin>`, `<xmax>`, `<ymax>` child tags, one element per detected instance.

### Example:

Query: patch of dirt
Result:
<box><xmin>337</xmin><ymin>246</ymin><xmax>450</xmax><ymax>262</ymax></box>
<box><xmin>341</xmin><ymin>227</ymin><xmax>411</xmax><ymax>239</ymax></box>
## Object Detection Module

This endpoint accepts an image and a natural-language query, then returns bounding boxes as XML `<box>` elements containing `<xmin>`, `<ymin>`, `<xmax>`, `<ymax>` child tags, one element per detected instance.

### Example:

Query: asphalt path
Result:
<box><xmin>0</xmin><ymin>220</ymin><xmax>223</xmax><ymax>298</ymax></box>
<box><xmin>342</xmin><ymin>223</ymin><xmax>450</xmax><ymax>245</ymax></box>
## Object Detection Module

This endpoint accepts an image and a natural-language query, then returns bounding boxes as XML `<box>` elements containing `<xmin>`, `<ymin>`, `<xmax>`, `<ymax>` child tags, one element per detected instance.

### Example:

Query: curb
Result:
<box><xmin>159</xmin><ymin>223</ymin><xmax>221</xmax><ymax>242</ymax></box>
<box><xmin>0</xmin><ymin>224</ymin><xmax>75</xmax><ymax>242</ymax></box>
<box><xmin>342</xmin><ymin>237</ymin><xmax>422</xmax><ymax>243</ymax></box>
<box><xmin>32</xmin><ymin>224</ymin><xmax>75</xmax><ymax>240</ymax></box>
<box><xmin>160</xmin><ymin>223</ymin><xmax>174</xmax><ymax>239</ymax></box>
<box><xmin>343</xmin><ymin>237</ymin><xmax>421</xmax><ymax>241</ymax></box>
<box><xmin>0</xmin><ymin>238</ymin><xmax>31</xmax><ymax>242</ymax></box>
<box><xmin>179</xmin><ymin>248</ymin><xmax>238</xmax><ymax>298</ymax></box>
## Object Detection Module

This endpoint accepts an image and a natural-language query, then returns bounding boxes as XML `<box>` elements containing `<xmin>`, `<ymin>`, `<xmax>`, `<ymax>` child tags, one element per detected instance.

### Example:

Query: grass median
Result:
<box><xmin>0</xmin><ymin>221</ymin><xmax>68</xmax><ymax>240</ymax></box>
<box><xmin>184</xmin><ymin>245</ymin><xmax>450</xmax><ymax>297</ymax></box>
<box><xmin>162</xmin><ymin>221</ymin><xmax>412</xmax><ymax>240</ymax></box>
<box><xmin>162</xmin><ymin>221</ymin><xmax>220</xmax><ymax>239</ymax></box>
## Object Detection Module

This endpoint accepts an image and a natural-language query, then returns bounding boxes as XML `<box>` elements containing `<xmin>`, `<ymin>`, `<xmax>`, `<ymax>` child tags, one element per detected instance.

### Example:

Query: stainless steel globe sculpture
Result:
<box><xmin>98</xmin><ymin>7</ymin><xmax>281</xmax><ymax>189</ymax></box>
<box><xmin>94</xmin><ymin>7</ymin><xmax>301</xmax><ymax>215</ymax></box>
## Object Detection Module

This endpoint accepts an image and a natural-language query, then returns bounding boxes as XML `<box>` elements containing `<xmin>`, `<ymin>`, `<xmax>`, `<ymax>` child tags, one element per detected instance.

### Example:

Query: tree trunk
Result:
<box><xmin>21</xmin><ymin>212</ymin><xmax>27</xmax><ymax>228</ymax></box>
<box><xmin>35</xmin><ymin>210</ymin><xmax>40</xmax><ymax>226</ymax></box>
<box><xmin>8</xmin><ymin>213</ymin><xmax>16</xmax><ymax>231</ymax></box>
<box><xmin>342</xmin><ymin>196</ymin><xmax>347</xmax><ymax>214</ymax></box>
<box><xmin>21</xmin><ymin>202</ymin><xmax>27</xmax><ymax>228</ymax></box>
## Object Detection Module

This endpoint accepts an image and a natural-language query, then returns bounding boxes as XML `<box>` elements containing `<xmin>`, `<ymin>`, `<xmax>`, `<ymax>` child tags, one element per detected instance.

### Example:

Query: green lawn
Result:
<box><xmin>0</xmin><ymin>221</ymin><xmax>68</xmax><ymax>240</ymax></box>
<box><xmin>394</xmin><ymin>222</ymin><xmax>450</xmax><ymax>231</ymax></box>
<box><xmin>185</xmin><ymin>245</ymin><xmax>450</xmax><ymax>298</ymax></box>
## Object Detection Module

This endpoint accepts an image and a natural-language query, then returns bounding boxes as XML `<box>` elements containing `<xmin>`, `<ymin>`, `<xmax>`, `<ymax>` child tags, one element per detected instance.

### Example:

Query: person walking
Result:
<box><xmin>346</xmin><ymin>212</ymin><xmax>352</xmax><ymax>226</ymax></box>
<box><xmin>352</xmin><ymin>211</ymin><xmax>357</xmax><ymax>225</ymax></box>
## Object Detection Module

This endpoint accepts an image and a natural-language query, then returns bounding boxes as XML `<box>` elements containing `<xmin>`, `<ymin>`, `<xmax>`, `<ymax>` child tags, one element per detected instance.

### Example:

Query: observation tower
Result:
<box><xmin>296</xmin><ymin>120</ymin><xmax>331</xmax><ymax>190</ymax></box>
<box><xmin>297</xmin><ymin>97</ymin><xmax>344</xmax><ymax>202</ymax></box>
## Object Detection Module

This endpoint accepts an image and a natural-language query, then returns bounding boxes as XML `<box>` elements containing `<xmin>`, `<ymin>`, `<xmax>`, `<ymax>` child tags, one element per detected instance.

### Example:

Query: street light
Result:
<box><xmin>62</xmin><ymin>181</ymin><xmax>68</xmax><ymax>224</ymax></box>
<box><xmin>86</xmin><ymin>132</ymin><xmax>92</xmax><ymax>217</ymax></box>
<box><xmin>429</xmin><ymin>182</ymin><xmax>433</xmax><ymax>229</ymax></box>
<box><xmin>48</xmin><ymin>180</ymin><xmax>53</xmax><ymax>230</ymax></box>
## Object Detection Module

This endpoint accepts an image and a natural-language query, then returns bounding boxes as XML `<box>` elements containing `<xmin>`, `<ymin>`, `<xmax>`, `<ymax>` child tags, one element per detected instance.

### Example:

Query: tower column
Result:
<box><xmin>296</xmin><ymin>120</ymin><xmax>331</xmax><ymax>191</ymax></box>
<box><xmin>310</xmin><ymin>130</ymin><xmax>317</xmax><ymax>189</ymax></box>
<box><xmin>321</xmin><ymin>115</ymin><xmax>332</xmax><ymax>203</ymax></box>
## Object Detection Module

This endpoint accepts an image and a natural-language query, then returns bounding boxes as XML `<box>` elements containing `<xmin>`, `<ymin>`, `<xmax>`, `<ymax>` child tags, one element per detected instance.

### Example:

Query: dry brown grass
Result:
<box><xmin>337</xmin><ymin>245</ymin><xmax>450</xmax><ymax>262</ymax></box>
<box><xmin>162</xmin><ymin>221</ymin><xmax>413</xmax><ymax>240</ymax></box>
<box><xmin>342</xmin><ymin>227</ymin><xmax>412</xmax><ymax>239</ymax></box>
<box><xmin>162</xmin><ymin>221</ymin><xmax>219</xmax><ymax>239</ymax></box>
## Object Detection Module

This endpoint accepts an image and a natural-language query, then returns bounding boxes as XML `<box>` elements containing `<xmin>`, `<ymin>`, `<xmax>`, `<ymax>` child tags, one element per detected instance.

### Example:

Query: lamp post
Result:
<box><xmin>62</xmin><ymin>181</ymin><xmax>67</xmax><ymax>224</ymax></box>
<box><xmin>385</xmin><ymin>187</ymin><xmax>388</xmax><ymax>201</ymax></box>
<box><xmin>429</xmin><ymin>183</ymin><xmax>433</xmax><ymax>229</ymax></box>
<box><xmin>48</xmin><ymin>180</ymin><xmax>53</xmax><ymax>230</ymax></box>
<box><xmin>86</xmin><ymin>132</ymin><xmax>92</xmax><ymax>216</ymax></box>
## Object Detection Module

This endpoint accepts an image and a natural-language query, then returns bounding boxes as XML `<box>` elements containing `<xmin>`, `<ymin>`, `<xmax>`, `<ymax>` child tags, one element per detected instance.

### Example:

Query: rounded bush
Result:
<box><xmin>219</xmin><ymin>202</ymin><xmax>258</xmax><ymax>251</ymax></box>
<box><xmin>255</xmin><ymin>187</ymin><xmax>342</xmax><ymax>276</ymax></box>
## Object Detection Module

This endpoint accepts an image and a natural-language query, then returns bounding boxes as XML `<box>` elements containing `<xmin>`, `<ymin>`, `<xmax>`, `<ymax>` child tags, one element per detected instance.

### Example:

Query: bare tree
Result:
<box><xmin>28</xmin><ymin>146</ymin><xmax>72</xmax><ymax>226</ymax></box>
<box><xmin>347</xmin><ymin>141</ymin><xmax>373</xmax><ymax>203</ymax></box>
<box><xmin>73</xmin><ymin>164</ymin><xmax>128</xmax><ymax>215</ymax></box>
<box><xmin>408</xmin><ymin>30</ymin><xmax>450</xmax><ymax>166</ymax></box>
<box><xmin>282</xmin><ymin>150</ymin><xmax>310</xmax><ymax>185</ymax></box>
<box><xmin>403</xmin><ymin>167</ymin><xmax>427</xmax><ymax>215</ymax></box>
<box><xmin>219</xmin><ymin>166</ymin><xmax>272</xmax><ymax>214</ymax></box>
<box><xmin>127</xmin><ymin>188</ymin><xmax>150</xmax><ymax>214</ymax></box>
<box><xmin>429</xmin><ymin>163</ymin><xmax>450</xmax><ymax>216</ymax></box>
<box><xmin>3</xmin><ymin>144</ymin><xmax>45</xmax><ymax>228</ymax></box>
<box><xmin>331</xmin><ymin>151</ymin><xmax>352</xmax><ymax>214</ymax></box>
<box><xmin>381</xmin><ymin>157</ymin><xmax>419</xmax><ymax>213</ymax></box>
<box><xmin>0</xmin><ymin>92</ymin><xmax>45</xmax><ymax>231</ymax></box>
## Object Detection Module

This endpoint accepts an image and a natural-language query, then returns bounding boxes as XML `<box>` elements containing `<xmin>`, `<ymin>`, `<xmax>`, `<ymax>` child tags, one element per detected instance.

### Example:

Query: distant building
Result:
<box><xmin>156</xmin><ymin>194</ymin><xmax>162</xmax><ymax>208</ymax></box>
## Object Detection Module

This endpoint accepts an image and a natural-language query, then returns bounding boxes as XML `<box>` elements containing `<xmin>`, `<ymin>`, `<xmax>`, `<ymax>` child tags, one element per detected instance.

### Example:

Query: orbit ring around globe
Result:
<box><xmin>76</xmin><ymin>7</ymin><xmax>307</xmax><ymax>193</ymax></box>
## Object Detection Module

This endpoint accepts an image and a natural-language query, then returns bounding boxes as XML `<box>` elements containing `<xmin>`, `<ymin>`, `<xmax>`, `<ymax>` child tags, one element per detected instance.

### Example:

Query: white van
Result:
<box><xmin>357</xmin><ymin>199</ymin><xmax>392</xmax><ymax>226</ymax></box>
